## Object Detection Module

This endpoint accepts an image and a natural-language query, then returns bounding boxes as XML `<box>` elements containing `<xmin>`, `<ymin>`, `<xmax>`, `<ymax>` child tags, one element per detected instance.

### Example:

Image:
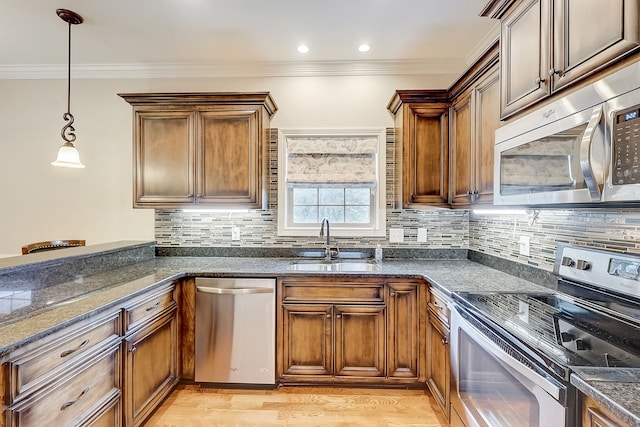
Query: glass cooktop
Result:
<box><xmin>455</xmin><ymin>291</ymin><xmax>640</xmax><ymax>371</ymax></box>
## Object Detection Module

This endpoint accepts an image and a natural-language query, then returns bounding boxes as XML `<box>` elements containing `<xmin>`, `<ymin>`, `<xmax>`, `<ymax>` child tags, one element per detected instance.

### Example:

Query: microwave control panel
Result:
<box><xmin>612</xmin><ymin>104</ymin><xmax>640</xmax><ymax>185</ymax></box>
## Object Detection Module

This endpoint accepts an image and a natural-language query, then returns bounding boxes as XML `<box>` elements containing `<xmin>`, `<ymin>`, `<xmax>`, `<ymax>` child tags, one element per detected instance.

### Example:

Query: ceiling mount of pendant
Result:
<box><xmin>56</xmin><ymin>9</ymin><xmax>83</xmax><ymax>25</ymax></box>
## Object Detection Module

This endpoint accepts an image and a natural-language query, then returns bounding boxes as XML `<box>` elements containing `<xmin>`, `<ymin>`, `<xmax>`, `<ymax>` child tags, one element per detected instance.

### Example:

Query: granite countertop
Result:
<box><xmin>571</xmin><ymin>367</ymin><xmax>640</xmax><ymax>427</ymax></box>
<box><xmin>0</xmin><ymin>254</ymin><xmax>548</xmax><ymax>356</ymax></box>
<box><xmin>0</xmin><ymin>241</ymin><xmax>637</xmax><ymax>425</ymax></box>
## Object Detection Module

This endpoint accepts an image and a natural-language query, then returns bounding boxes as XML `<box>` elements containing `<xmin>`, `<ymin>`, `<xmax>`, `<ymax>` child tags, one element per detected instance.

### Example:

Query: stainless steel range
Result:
<box><xmin>449</xmin><ymin>244</ymin><xmax>640</xmax><ymax>427</ymax></box>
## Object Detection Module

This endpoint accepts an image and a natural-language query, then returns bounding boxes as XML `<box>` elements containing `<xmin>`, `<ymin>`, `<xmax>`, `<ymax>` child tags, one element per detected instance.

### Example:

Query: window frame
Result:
<box><xmin>277</xmin><ymin>128</ymin><xmax>386</xmax><ymax>237</ymax></box>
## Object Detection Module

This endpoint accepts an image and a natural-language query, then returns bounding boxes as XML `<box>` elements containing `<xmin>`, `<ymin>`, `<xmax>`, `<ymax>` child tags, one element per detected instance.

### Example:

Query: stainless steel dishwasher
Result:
<box><xmin>195</xmin><ymin>277</ymin><xmax>275</xmax><ymax>385</ymax></box>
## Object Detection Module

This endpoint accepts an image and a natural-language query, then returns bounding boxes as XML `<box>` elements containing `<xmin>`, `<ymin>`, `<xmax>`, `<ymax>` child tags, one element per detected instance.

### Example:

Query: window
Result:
<box><xmin>278</xmin><ymin>129</ymin><xmax>386</xmax><ymax>237</ymax></box>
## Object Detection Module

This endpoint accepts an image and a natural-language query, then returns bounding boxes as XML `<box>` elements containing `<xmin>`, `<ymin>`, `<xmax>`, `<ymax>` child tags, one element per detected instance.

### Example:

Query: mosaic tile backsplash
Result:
<box><xmin>155</xmin><ymin>128</ymin><xmax>640</xmax><ymax>271</ymax></box>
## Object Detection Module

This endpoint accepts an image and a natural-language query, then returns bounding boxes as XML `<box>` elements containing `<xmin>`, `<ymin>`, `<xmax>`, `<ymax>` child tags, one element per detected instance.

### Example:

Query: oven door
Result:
<box><xmin>450</xmin><ymin>304</ymin><xmax>569</xmax><ymax>427</ymax></box>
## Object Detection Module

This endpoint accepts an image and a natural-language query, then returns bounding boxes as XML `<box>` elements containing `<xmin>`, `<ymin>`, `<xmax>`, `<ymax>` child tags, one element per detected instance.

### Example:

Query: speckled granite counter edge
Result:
<box><xmin>571</xmin><ymin>370</ymin><xmax>640</xmax><ymax>427</ymax></box>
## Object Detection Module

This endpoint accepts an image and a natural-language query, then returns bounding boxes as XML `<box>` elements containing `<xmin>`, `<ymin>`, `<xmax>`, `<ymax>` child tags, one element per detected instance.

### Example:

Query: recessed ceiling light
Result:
<box><xmin>358</xmin><ymin>44</ymin><xmax>370</xmax><ymax>53</ymax></box>
<box><xmin>297</xmin><ymin>45</ymin><xmax>309</xmax><ymax>54</ymax></box>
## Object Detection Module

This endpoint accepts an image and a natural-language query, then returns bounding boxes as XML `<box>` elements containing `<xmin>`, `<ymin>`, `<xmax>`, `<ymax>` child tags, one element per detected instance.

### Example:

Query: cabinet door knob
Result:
<box><xmin>129</xmin><ymin>346</ymin><xmax>137</xmax><ymax>353</ymax></box>
<box><xmin>390</xmin><ymin>292</ymin><xmax>395</xmax><ymax>297</ymax></box>
<box><xmin>326</xmin><ymin>314</ymin><xmax>331</xmax><ymax>318</ymax></box>
<box><xmin>549</xmin><ymin>68</ymin><xmax>561</xmax><ymax>76</ymax></box>
<box><xmin>442</xmin><ymin>337</ymin><xmax>448</xmax><ymax>345</ymax></box>
<box><xmin>535</xmin><ymin>76</ymin><xmax>546</xmax><ymax>85</ymax></box>
<box><xmin>336</xmin><ymin>314</ymin><xmax>341</xmax><ymax>319</ymax></box>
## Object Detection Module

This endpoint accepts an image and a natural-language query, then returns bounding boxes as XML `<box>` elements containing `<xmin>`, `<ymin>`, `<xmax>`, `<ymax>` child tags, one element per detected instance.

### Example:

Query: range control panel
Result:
<box><xmin>612</xmin><ymin>104</ymin><xmax>640</xmax><ymax>185</ymax></box>
<box><xmin>555</xmin><ymin>244</ymin><xmax>640</xmax><ymax>299</ymax></box>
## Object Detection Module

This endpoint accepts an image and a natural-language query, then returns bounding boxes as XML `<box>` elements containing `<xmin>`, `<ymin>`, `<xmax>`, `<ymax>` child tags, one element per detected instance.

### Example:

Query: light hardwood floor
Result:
<box><xmin>144</xmin><ymin>384</ymin><xmax>448</xmax><ymax>427</ymax></box>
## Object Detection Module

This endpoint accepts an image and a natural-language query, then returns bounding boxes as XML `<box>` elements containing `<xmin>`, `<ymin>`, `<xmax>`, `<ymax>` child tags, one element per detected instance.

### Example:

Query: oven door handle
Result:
<box><xmin>454</xmin><ymin>307</ymin><xmax>564</xmax><ymax>401</ymax></box>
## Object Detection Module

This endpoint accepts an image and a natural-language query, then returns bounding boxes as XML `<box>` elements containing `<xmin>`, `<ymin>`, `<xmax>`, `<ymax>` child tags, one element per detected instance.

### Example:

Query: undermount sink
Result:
<box><xmin>288</xmin><ymin>260</ymin><xmax>380</xmax><ymax>272</ymax></box>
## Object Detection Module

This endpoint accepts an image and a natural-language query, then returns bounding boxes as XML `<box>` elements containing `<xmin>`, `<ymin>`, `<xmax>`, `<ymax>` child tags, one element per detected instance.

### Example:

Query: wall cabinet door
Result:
<box><xmin>500</xmin><ymin>0</ymin><xmax>551</xmax><ymax>118</ymax></box>
<box><xmin>473</xmin><ymin>68</ymin><xmax>501</xmax><ymax>205</ymax></box>
<box><xmin>281</xmin><ymin>304</ymin><xmax>333</xmax><ymax>378</ymax></box>
<box><xmin>387</xmin><ymin>282</ymin><xmax>419</xmax><ymax>380</ymax></box>
<box><xmin>552</xmin><ymin>0</ymin><xmax>640</xmax><ymax>91</ymax></box>
<box><xmin>388</xmin><ymin>95</ymin><xmax>451</xmax><ymax>208</ymax></box>
<box><xmin>450</xmin><ymin>64</ymin><xmax>500</xmax><ymax>207</ymax></box>
<box><xmin>124</xmin><ymin>307</ymin><xmax>178</xmax><ymax>427</ymax></box>
<box><xmin>198</xmin><ymin>108</ymin><xmax>262</xmax><ymax>206</ymax></box>
<box><xmin>450</xmin><ymin>91</ymin><xmax>474</xmax><ymax>206</ymax></box>
<box><xmin>334</xmin><ymin>305</ymin><xmax>385</xmax><ymax>378</ymax></box>
<box><xmin>134</xmin><ymin>111</ymin><xmax>196</xmax><ymax>205</ymax></box>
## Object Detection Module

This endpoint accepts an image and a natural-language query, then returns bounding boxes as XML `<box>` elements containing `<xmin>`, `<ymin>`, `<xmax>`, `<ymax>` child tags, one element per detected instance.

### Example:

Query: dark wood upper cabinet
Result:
<box><xmin>482</xmin><ymin>0</ymin><xmax>640</xmax><ymax>119</ymax></box>
<box><xmin>387</xmin><ymin>91</ymin><xmax>451</xmax><ymax>209</ymax></box>
<box><xmin>119</xmin><ymin>92</ymin><xmax>277</xmax><ymax>209</ymax></box>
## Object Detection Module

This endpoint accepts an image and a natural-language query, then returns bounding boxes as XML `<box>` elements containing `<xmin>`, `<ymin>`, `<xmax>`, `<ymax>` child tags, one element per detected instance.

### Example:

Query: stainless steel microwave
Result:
<box><xmin>494</xmin><ymin>60</ymin><xmax>640</xmax><ymax>206</ymax></box>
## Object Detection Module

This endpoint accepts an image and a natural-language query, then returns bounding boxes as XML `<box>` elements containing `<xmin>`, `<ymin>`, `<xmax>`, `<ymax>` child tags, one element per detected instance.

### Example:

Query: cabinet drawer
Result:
<box><xmin>6</xmin><ymin>343</ymin><xmax>121</xmax><ymax>427</ymax></box>
<box><xmin>124</xmin><ymin>282</ymin><xmax>176</xmax><ymax>332</ymax></box>
<box><xmin>7</xmin><ymin>309</ymin><xmax>121</xmax><ymax>403</ymax></box>
<box><xmin>282</xmin><ymin>281</ymin><xmax>385</xmax><ymax>304</ymax></box>
<box><xmin>428</xmin><ymin>288</ymin><xmax>450</xmax><ymax>325</ymax></box>
<box><xmin>69</xmin><ymin>388</ymin><xmax>122</xmax><ymax>427</ymax></box>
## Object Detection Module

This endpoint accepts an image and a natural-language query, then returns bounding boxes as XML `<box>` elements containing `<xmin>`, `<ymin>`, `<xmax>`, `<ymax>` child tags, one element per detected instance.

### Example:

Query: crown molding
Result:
<box><xmin>0</xmin><ymin>58</ymin><xmax>467</xmax><ymax>80</ymax></box>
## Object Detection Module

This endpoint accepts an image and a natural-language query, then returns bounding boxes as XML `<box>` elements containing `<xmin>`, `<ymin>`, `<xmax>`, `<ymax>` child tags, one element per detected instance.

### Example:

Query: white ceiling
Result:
<box><xmin>0</xmin><ymin>0</ymin><xmax>498</xmax><ymax>79</ymax></box>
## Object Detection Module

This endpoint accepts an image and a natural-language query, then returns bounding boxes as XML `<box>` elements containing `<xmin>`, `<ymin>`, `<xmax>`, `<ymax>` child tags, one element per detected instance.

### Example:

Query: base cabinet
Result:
<box><xmin>123</xmin><ymin>285</ymin><xmax>179</xmax><ymax>427</ymax></box>
<box><xmin>426</xmin><ymin>288</ymin><xmax>451</xmax><ymax>422</ymax></box>
<box><xmin>580</xmin><ymin>393</ymin><xmax>627</xmax><ymax>427</ymax></box>
<box><xmin>278</xmin><ymin>277</ymin><xmax>425</xmax><ymax>386</ymax></box>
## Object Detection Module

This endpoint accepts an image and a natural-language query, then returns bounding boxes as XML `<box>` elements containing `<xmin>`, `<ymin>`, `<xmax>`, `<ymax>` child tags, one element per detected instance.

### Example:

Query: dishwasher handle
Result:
<box><xmin>196</xmin><ymin>285</ymin><xmax>274</xmax><ymax>295</ymax></box>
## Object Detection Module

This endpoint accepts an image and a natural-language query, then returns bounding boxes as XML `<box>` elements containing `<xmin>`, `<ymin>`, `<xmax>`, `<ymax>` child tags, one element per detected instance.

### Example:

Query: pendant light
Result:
<box><xmin>51</xmin><ymin>8</ymin><xmax>85</xmax><ymax>168</ymax></box>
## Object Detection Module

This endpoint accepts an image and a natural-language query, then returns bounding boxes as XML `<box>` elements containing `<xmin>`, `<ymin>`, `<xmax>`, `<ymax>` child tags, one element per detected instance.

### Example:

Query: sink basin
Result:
<box><xmin>288</xmin><ymin>260</ymin><xmax>380</xmax><ymax>272</ymax></box>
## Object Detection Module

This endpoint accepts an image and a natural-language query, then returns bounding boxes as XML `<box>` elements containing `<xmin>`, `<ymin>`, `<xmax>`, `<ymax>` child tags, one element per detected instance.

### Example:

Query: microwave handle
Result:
<box><xmin>579</xmin><ymin>105</ymin><xmax>604</xmax><ymax>201</ymax></box>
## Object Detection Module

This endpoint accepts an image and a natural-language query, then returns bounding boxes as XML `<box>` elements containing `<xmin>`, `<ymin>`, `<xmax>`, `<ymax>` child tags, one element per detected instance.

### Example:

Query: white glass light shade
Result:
<box><xmin>51</xmin><ymin>143</ymin><xmax>85</xmax><ymax>168</ymax></box>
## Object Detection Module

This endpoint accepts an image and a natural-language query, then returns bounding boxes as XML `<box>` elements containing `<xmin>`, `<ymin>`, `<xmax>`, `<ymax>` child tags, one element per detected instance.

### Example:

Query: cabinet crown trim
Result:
<box><xmin>118</xmin><ymin>92</ymin><xmax>278</xmax><ymax>117</ymax></box>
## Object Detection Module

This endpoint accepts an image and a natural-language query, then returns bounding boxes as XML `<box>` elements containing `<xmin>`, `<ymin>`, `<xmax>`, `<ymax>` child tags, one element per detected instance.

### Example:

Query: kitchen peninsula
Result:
<box><xmin>0</xmin><ymin>241</ymin><xmax>638</xmax><ymax>426</ymax></box>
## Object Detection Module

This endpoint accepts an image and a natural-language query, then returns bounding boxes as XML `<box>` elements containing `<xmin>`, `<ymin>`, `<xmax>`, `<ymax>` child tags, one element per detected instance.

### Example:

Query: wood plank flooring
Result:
<box><xmin>144</xmin><ymin>384</ymin><xmax>448</xmax><ymax>427</ymax></box>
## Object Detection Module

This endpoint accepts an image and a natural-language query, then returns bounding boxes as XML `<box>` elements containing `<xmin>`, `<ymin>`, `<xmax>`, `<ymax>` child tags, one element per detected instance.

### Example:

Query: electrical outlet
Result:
<box><xmin>389</xmin><ymin>228</ymin><xmax>404</xmax><ymax>243</ymax></box>
<box><xmin>417</xmin><ymin>228</ymin><xmax>427</xmax><ymax>243</ymax></box>
<box><xmin>231</xmin><ymin>226</ymin><xmax>240</xmax><ymax>241</ymax></box>
<box><xmin>519</xmin><ymin>235</ymin><xmax>530</xmax><ymax>256</ymax></box>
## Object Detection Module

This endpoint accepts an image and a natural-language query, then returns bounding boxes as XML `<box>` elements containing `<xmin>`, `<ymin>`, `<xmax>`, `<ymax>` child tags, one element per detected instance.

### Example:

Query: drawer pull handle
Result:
<box><xmin>60</xmin><ymin>339</ymin><xmax>90</xmax><ymax>358</ymax></box>
<box><xmin>60</xmin><ymin>387</ymin><xmax>90</xmax><ymax>410</ymax></box>
<box><xmin>145</xmin><ymin>302</ymin><xmax>160</xmax><ymax>312</ymax></box>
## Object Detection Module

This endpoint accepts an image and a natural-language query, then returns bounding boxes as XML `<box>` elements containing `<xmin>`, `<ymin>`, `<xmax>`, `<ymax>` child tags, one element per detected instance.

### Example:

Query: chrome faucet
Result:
<box><xmin>319</xmin><ymin>218</ymin><xmax>335</xmax><ymax>261</ymax></box>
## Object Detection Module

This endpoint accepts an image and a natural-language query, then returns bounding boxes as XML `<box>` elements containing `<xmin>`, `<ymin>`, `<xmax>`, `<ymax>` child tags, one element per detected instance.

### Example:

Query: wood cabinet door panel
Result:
<box><xmin>450</xmin><ymin>92</ymin><xmax>473</xmax><ymax>205</ymax></box>
<box><xmin>404</xmin><ymin>106</ymin><xmax>449</xmax><ymax>207</ymax></box>
<box><xmin>501</xmin><ymin>0</ymin><xmax>550</xmax><ymax>117</ymax></box>
<box><xmin>135</xmin><ymin>111</ymin><xmax>195</xmax><ymax>205</ymax></box>
<box><xmin>334</xmin><ymin>305</ymin><xmax>385</xmax><ymax>378</ymax></box>
<box><xmin>474</xmin><ymin>68</ymin><xmax>501</xmax><ymax>204</ymax></box>
<box><xmin>124</xmin><ymin>308</ymin><xmax>178</xmax><ymax>427</ymax></box>
<box><xmin>553</xmin><ymin>0</ymin><xmax>640</xmax><ymax>90</ymax></box>
<box><xmin>198</xmin><ymin>109</ymin><xmax>260</xmax><ymax>206</ymax></box>
<box><xmin>387</xmin><ymin>283</ymin><xmax>419</xmax><ymax>379</ymax></box>
<box><xmin>427</xmin><ymin>315</ymin><xmax>450</xmax><ymax>421</ymax></box>
<box><xmin>281</xmin><ymin>304</ymin><xmax>333</xmax><ymax>377</ymax></box>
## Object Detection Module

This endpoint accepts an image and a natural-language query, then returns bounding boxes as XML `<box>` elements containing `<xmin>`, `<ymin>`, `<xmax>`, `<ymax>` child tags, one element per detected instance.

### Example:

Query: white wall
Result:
<box><xmin>0</xmin><ymin>73</ymin><xmax>456</xmax><ymax>255</ymax></box>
